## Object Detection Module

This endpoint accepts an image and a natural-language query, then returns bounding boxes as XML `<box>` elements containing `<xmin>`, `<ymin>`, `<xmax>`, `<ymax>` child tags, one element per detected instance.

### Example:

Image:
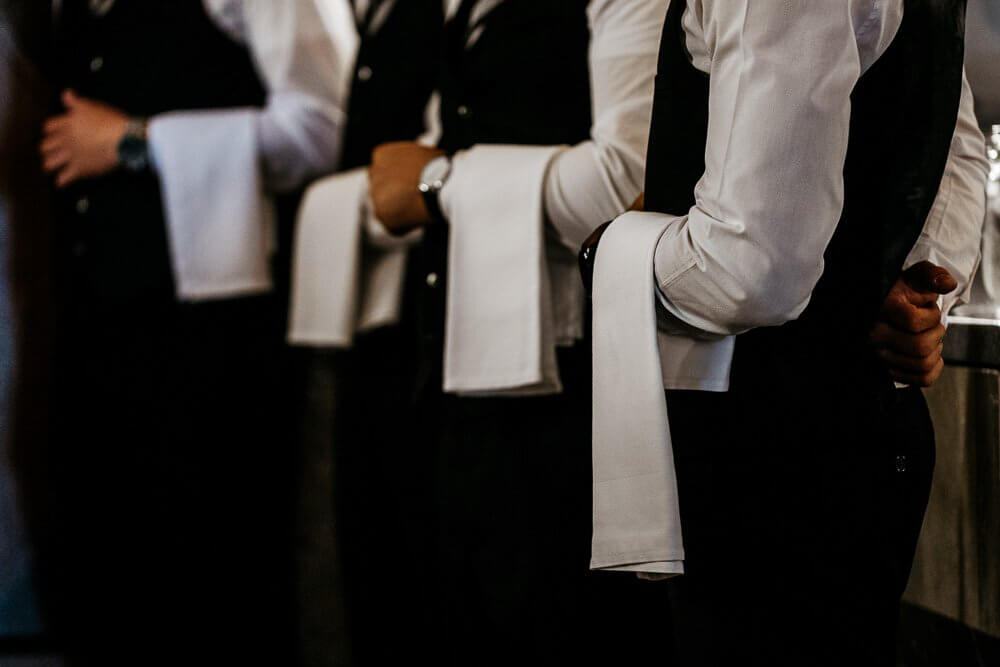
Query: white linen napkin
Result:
<box><xmin>442</xmin><ymin>145</ymin><xmax>565</xmax><ymax>396</ymax></box>
<box><xmin>150</xmin><ymin>109</ymin><xmax>275</xmax><ymax>301</ymax></box>
<box><xmin>287</xmin><ymin>168</ymin><xmax>408</xmax><ymax>347</ymax></box>
<box><xmin>590</xmin><ymin>211</ymin><xmax>734</xmax><ymax>577</ymax></box>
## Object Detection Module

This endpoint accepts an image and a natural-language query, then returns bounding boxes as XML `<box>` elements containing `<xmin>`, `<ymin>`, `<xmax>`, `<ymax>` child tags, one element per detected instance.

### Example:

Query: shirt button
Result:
<box><xmin>895</xmin><ymin>455</ymin><xmax>908</xmax><ymax>473</ymax></box>
<box><xmin>457</xmin><ymin>104</ymin><xmax>470</xmax><ymax>118</ymax></box>
<box><xmin>357</xmin><ymin>65</ymin><xmax>373</xmax><ymax>82</ymax></box>
<box><xmin>75</xmin><ymin>197</ymin><xmax>90</xmax><ymax>214</ymax></box>
<box><xmin>89</xmin><ymin>56</ymin><xmax>104</xmax><ymax>72</ymax></box>
<box><xmin>426</xmin><ymin>272</ymin><xmax>439</xmax><ymax>288</ymax></box>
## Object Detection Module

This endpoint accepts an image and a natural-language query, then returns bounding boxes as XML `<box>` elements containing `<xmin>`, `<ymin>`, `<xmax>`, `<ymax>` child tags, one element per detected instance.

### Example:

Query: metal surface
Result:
<box><xmin>905</xmin><ymin>365</ymin><xmax>1000</xmax><ymax>639</ymax></box>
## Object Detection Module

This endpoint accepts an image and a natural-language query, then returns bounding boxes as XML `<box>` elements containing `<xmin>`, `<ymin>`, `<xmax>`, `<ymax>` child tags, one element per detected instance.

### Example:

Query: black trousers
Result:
<box><xmin>663</xmin><ymin>335</ymin><xmax>936</xmax><ymax>667</ymax></box>
<box><xmin>429</xmin><ymin>345</ymin><xmax>671</xmax><ymax>666</ymax></box>
<box><xmin>36</xmin><ymin>292</ymin><xmax>296</xmax><ymax>666</ymax></box>
<box><xmin>336</xmin><ymin>323</ymin><xmax>670</xmax><ymax>666</ymax></box>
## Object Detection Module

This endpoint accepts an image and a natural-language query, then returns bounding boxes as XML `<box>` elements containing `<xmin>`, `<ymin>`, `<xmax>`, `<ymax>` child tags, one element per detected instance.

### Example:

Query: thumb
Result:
<box><xmin>902</xmin><ymin>260</ymin><xmax>958</xmax><ymax>296</ymax></box>
<box><xmin>61</xmin><ymin>89</ymin><xmax>79</xmax><ymax>109</ymax></box>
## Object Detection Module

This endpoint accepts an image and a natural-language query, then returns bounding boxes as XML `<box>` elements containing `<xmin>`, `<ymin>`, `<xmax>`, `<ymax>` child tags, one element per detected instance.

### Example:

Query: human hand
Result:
<box><xmin>871</xmin><ymin>261</ymin><xmax>958</xmax><ymax>387</ymax></box>
<box><xmin>369</xmin><ymin>141</ymin><xmax>445</xmax><ymax>235</ymax></box>
<box><xmin>40</xmin><ymin>90</ymin><xmax>128</xmax><ymax>187</ymax></box>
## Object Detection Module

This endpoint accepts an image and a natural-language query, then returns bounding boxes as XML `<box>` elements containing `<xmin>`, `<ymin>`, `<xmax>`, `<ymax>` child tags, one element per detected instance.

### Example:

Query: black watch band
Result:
<box><xmin>418</xmin><ymin>155</ymin><xmax>452</xmax><ymax>226</ymax></box>
<box><xmin>420</xmin><ymin>187</ymin><xmax>447</xmax><ymax>226</ymax></box>
<box><xmin>117</xmin><ymin>117</ymin><xmax>150</xmax><ymax>172</ymax></box>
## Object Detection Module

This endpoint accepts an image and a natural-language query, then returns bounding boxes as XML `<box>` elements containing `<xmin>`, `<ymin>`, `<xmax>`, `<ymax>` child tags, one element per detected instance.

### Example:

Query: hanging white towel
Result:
<box><xmin>590</xmin><ymin>211</ymin><xmax>733</xmax><ymax>577</ymax></box>
<box><xmin>442</xmin><ymin>144</ymin><xmax>565</xmax><ymax>396</ymax></box>
<box><xmin>149</xmin><ymin>109</ymin><xmax>275</xmax><ymax>301</ymax></box>
<box><xmin>287</xmin><ymin>168</ymin><xmax>408</xmax><ymax>347</ymax></box>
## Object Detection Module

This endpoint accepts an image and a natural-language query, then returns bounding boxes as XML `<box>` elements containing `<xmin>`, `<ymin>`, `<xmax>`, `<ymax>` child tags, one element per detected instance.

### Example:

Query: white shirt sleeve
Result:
<box><xmin>902</xmin><ymin>72</ymin><xmax>988</xmax><ymax>319</ymax></box>
<box><xmin>239</xmin><ymin>0</ymin><xmax>355</xmax><ymax>191</ymax></box>
<box><xmin>652</xmin><ymin>0</ymin><xmax>903</xmax><ymax>336</ymax></box>
<box><xmin>543</xmin><ymin>0</ymin><xmax>667</xmax><ymax>251</ymax></box>
<box><xmin>146</xmin><ymin>0</ymin><xmax>354</xmax><ymax>300</ymax></box>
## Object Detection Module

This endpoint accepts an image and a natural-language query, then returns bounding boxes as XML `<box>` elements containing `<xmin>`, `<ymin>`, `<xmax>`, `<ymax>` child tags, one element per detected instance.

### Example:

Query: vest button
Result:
<box><xmin>426</xmin><ymin>272</ymin><xmax>439</xmax><ymax>288</ymax></box>
<box><xmin>71</xmin><ymin>241</ymin><xmax>88</xmax><ymax>258</ymax></box>
<box><xmin>76</xmin><ymin>197</ymin><xmax>90</xmax><ymax>215</ymax></box>
<box><xmin>457</xmin><ymin>104</ymin><xmax>470</xmax><ymax>118</ymax></box>
<box><xmin>89</xmin><ymin>56</ymin><xmax>104</xmax><ymax>73</ymax></box>
<box><xmin>357</xmin><ymin>65</ymin><xmax>373</xmax><ymax>82</ymax></box>
<box><xmin>895</xmin><ymin>455</ymin><xmax>908</xmax><ymax>473</ymax></box>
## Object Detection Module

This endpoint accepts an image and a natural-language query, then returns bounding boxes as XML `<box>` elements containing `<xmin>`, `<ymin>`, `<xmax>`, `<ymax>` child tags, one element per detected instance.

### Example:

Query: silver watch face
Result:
<box><xmin>420</xmin><ymin>156</ymin><xmax>451</xmax><ymax>193</ymax></box>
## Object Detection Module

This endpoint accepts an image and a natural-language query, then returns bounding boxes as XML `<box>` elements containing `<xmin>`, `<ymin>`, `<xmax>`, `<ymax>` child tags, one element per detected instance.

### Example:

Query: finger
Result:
<box><xmin>877</xmin><ymin>341</ymin><xmax>943</xmax><ymax>373</ymax></box>
<box><xmin>889</xmin><ymin>356</ymin><xmax>945</xmax><ymax>388</ymax></box>
<box><xmin>902</xmin><ymin>261</ymin><xmax>958</xmax><ymax>296</ymax></box>
<box><xmin>43</xmin><ymin>116</ymin><xmax>71</xmax><ymax>134</ymax></box>
<box><xmin>628</xmin><ymin>193</ymin><xmax>645</xmax><ymax>212</ymax></box>
<box><xmin>42</xmin><ymin>150</ymin><xmax>72</xmax><ymax>172</ymax></box>
<box><xmin>62</xmin><ymin>89</ymin><xmax>80</xmax><ymax>109</ymax></box>
<box><xmin>56</xmin><ymin>165</ymin><xmax>79</xmax><ymax>188</ymax></box>
<box><xmin>878</xmin><ymin>296</ymin><xmax>942</xmax><ymax>333</ymax></box>
<box><xmin>872</xmin><ymin>322</ymin><xmax>946</xmax><ymax>358</ymax></box>
<box><xmin>40</xmin><ymin>136</ymin><xmax>65</xmax><ymax>155</ymax></box>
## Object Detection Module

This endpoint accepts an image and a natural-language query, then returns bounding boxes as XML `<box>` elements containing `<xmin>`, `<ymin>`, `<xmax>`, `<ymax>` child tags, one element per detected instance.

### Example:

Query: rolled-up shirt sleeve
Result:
<box><xmin>652</xmin><ymin>0</ymin><xmax>896</xmax><ymax>336</ymax></box>
<box><xmin>903</xmin><ymin>72</ymin><xmax>988</xmax><ymax>319</ymax></box>
<box><xmin>544</xmin><ymin>0</ymin><xmax>666</xmax><ymax>251</ymax></box>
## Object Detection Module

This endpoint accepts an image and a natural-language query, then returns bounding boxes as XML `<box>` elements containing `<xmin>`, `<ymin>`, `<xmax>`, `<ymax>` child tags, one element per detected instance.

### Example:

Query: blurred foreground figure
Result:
<box><xmin>34</xmin><ymin>1</ymin><xmax>351</xmax><ymax>664</ymax></box>
<box><xmin>286</xmin><ymin>1</ymin><xmax>441</xmax><ymax>664</ymax></box>
<box><xmin>587</xmin><ymin>1</ymin><xmax>987</xmax><ymax>665</ymax></box>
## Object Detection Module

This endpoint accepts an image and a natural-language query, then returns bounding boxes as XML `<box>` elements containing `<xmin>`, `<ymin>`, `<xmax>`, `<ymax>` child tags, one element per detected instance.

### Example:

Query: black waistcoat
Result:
<box><xmin>438</xmin><ymin>0</ymin><xmax>592</xmax><ymax>153</ymax></box>
<box><xmin>51</xmin><ymin>0</ymin><xmax>267</xmax><ymax>307</ymax></box>
<box><xmin>645</xmin><ymin>0</ymin><xmax>967</xmax><ymax>384</ymax></box>
<box><xmin>412</xmin><ymin>0</ymin><xmax>593</xmax><ymax>375</ymax></box>
<box><xmin>340</xmin><ymin>0</ymin><xmax>444</xmax><ymax>170</ymax></box>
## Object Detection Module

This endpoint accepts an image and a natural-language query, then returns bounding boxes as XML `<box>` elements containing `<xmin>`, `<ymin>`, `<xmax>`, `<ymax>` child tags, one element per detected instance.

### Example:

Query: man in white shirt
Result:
<box><xmin>34</xmin><ymin>0</ymin><xmax>351</xmax><ymax>663</ymax></box>
<box><xmin>363</xmin><ymin>0</ymin><xmax>671</xmax><ymax>662</ymax></box>
<box><xmin>587</xmin><ymin>0</ymin><xmax>987</xmax><ymax>664</ymax></box>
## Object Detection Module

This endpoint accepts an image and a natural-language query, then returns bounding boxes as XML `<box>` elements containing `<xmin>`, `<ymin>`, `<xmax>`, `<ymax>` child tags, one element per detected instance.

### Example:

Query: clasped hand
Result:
<box><xmin>368</xmin><ymin>141</ymin><xmax>445</xmax><ymax>235</ymax></box>
<box><xmin>40</xmin><ymin>90</ymin><xmax>128</xmax><ymax>187</ymax></box>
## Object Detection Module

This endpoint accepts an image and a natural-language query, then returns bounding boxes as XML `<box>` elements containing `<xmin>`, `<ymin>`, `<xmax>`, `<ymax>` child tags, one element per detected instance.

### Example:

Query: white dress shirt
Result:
<box><xmin>437</xmin><ymin>0</ymin><xmax>666</xmax><ymax>394</ymax></box>
<box><xmin>591</xmin><ymin>0</ymin><xmax>988</xmax><ymax>578</ymax></box>
<box><xmin>653</xmin><ymin>0</ymin><xmax>987</xmax><ymax>338</ymax></box>
<box><xmin>147</xmin><ymin>0</ymin><xmax>354</xmax><ymax>300</ymax></box>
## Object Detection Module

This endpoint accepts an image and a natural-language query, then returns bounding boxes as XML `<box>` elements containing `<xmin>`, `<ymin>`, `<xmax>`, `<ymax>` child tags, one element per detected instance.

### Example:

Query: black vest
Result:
<box><xmin>340</xmin><ymin>0</ymin><xmax>444</xmax><ymax>170</ymax></box>
<box><xmin>438</xmin><ymin>0</ymin><xmax>592</xmax><ymax>153</ymax></box>
<box><xmin>412</xmin><ymin>0</ymin><xmax>593</xmax><ymax>366</ymax></box>
<box><xmin>645</xmin><ymin>0</ymin><xmax>967</xmax><ymax>383</ymax></box>
<box><xmin>52</xmin><ymin>0</ymin><xmax>267</xmax><ymax>306</ymax></box>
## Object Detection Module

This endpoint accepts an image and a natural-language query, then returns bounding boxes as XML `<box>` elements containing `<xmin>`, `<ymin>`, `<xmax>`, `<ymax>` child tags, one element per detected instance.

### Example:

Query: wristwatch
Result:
<box><xmin>117</xmin><ymin>117</ymin><xmax>150</xmax><ymax>172</ymax></box>
<box><xmin>418</xmin><ymin>155</ymin><xmax>452</xmax><ymax>226</ymax></box>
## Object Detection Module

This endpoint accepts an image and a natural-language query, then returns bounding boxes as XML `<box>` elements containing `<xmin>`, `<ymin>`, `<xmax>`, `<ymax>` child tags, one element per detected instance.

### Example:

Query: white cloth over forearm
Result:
<box><xmin>441</xmin><ymin>145</ymin><xmax>563</xmax><ymax>395</ymax></box>
<box><xmin>588</xmin><ymin>213</ymin><xmax>688</xmax><ymax>575</ymax></box>
<box><xmin>287</xmin><ymin>169</ymin><xmax>409</xmax><ymax>347</ymax></box>
<box><xmin>149</xmin><ymin>0</ymin><xmax>353</xmax><ymax>301</ymax></box>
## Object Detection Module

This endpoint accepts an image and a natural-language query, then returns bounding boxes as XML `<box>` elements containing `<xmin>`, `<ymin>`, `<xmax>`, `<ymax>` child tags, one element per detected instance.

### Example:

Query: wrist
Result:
<box><xmin>117</xmin><ymin>117</ymin><xmax>150</xmax><ymax>172</ymax></box>
<box><xmin>418</xmin><ymin>155</ymin><xmax>452</xmax><ymax>225</ymax></box>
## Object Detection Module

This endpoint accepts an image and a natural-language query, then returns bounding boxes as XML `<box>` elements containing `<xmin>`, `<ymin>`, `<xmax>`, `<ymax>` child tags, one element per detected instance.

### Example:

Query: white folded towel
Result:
<box><xmin>442</xmin><ymin>145</ymin><xmax>567</xmax><ymax>396</ymax></box>
<box><xmin>287</xmin><ymin>168</ymin><xmax>407</xmax><ymax>347</ymax></box>
<box><xmin>590</xmin><ymin>211</ymin><xmax>733</xmax><ymax>578</ymax></box>
<box><xmin>150</xmin><ymin>109</ymin><xmax>275</xmax><ymax>301</ymax></box>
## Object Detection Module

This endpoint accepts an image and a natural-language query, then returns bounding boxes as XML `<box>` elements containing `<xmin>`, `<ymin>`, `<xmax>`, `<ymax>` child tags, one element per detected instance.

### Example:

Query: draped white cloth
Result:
<box><xmin>149</xmin><ymin>0</ymin><xmax>355</xmax><ymax>301</ymax></box>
